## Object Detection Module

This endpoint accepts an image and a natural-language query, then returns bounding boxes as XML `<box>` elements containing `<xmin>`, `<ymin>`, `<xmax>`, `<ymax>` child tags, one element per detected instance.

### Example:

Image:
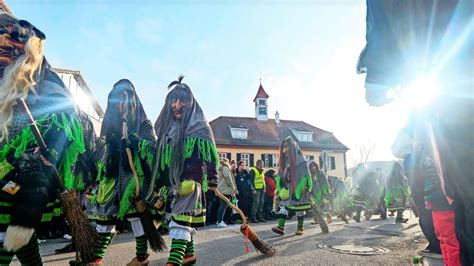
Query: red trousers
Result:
<box><xmin>432</xmin><ymin>210</ymin><xmax>461</xmax><ymax>266</ymax></box>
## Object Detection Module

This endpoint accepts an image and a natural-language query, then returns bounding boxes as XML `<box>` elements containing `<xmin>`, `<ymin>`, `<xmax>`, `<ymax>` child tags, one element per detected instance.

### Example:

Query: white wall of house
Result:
<box><xmin>57</xmin><ymin>73</ymin><xmax>102</xmax><ymax>134</ymax></box>
<box><xmin>216</xmin><ymin>146</ymin><xmax>347</xmax><ymax>179</ymax></box>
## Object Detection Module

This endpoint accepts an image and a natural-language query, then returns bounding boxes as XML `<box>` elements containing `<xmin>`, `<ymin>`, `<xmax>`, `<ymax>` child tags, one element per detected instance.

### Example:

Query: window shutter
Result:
<box><xmin>250</xmin><ymin>154</ymin><xmax>254</xmax><ymax>167</ymax></box>
<box><xmin>331</xmin><ymin>156</ymin><xmax>336</xmax><ymax>170</ymax></box>
<box><xmin>237</xmin><ymin>153</ymin><xmax>241</xmax><ymax>162</ymax></box>
<box><xmin>269</xmin><ymin>155</ymin><xmax>273</xmax><ymax>168</ymax></box>
<box><xmin>319</xmin><ymin>156</ymin><xmax>323</xmax><ymax>168</ymax></box>
<box><xmin>227</xmin><ymin>153</ymin><xmax>232</xmax><ymax>161</ymax></box>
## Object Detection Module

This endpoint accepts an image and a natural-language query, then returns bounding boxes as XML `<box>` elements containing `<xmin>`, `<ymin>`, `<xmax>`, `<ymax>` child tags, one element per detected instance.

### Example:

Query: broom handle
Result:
<box><xmin>214</xmin><ymin>189</ymin><xmax>247</xmax><ymax>226</ymax></box>
<box><xmin>16</xmin><ymin>98</ymin><xmax>66</xmax><ymax>191</ymax></box>
<box><xmin>122</xmin><ymin>122</ymin><xmax>140</xmax><ymax>198</ymax></box>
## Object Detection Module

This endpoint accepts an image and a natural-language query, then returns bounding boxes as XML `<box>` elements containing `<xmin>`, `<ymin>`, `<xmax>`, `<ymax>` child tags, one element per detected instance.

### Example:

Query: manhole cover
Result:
<box><xmin>318</xmin><ymin>244</ymin><xmax>389</xmax><ymax>256</ymax></box>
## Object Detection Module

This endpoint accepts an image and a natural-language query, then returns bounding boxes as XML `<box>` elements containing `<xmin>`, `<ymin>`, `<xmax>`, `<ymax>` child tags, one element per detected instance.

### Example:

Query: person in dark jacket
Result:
<box><xmin>234</xmin><ymin>160</ymin><xmax>252</xmax><ymax>219</ymax></box>
<box><xmin>357</xmin><ymin>2</ymin><xmax>473</xmax><ymax>263</ymax></box>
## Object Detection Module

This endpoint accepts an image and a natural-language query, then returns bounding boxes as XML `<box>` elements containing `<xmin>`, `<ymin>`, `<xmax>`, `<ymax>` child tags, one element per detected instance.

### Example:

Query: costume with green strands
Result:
<box><xmin>351</xmin><ymin>164</ymin><xmax>385</xmax><ymax>220</ymax></box>
<box><xmin>311</xmin><ymin>169</ymin><xmax>331</xmax><ymax>208</ymax></box>
<box><xmin>85</xmin><ymin>79</ymin><xmax>156</xmax><ymax>264</ymax></box>
<box><xmin>327</xmin><ymin>175</ymin><xmax>354</xmax><ymax>214</ymax></box>
<box><xmin>88</xmin><ymin>79</ymin><xmax>156</xmax><ymax>222</ymax></box>
<box><xmin>71</xmin><ymin>111</ymin><xmax>104</xmax><ymax>192</ymax></box>
<box><xmin>384</xmin><ymin>162</ymin><xmax>410</xmax><ymax>212</ymax></box>
<box><xmin>273</xmin><ymin>136</ymin><xmax>312</xmax><ymax>233</ymax></box>
<box><xmin>151</xmin><ymin>76</ymin><xmax>218</xmax><ymax>265</ymax></box>
<box><xmin>0</xmin><ymin>13</ymin><xmax>85</xmax><ymax>265</ymax></box>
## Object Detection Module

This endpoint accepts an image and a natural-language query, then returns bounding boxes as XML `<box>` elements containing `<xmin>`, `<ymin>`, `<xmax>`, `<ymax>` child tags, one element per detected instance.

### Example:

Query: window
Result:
<box><xmin>258</xmin><ymin>107</ymin><xmax>267</xmax><ymax>115</ymax></box>
<box><xmin>218</xmin><ymin>153</ymin><xmax>227</xmax><ymax>160</ymax></box>
<box><xmin>272</xmin><ymin>154</ymin><xmax>279</xmax><ymax>168</ymax></box>
<box><xmin>258</xmin><ymin>99</ymin><xmax>266</xmax><ymax>105</ymax></box>
<box><xmin>262</xmin><ymin>153</ymin><xmax>274</xmax><ymax>168</ymax></box>
<box><xmin>262</xmin><ymin>154</ymin><xmax>270</xmax><ymax>168</ymax></box>
<box><xmin>304</xmin><ymin>155</ymin><xmax>315</xmax><ymax>162</ymax></box>
<box><xmin>230</xmin><ymin>127</ymin><xmax>248</xmax><ymax>140</ymax></box>
<box><xmin>291</xmin><ymin>129</ymin><xmax>313</xmax><ymax>142</ymax></box>
<box><xmin>320</xmin><ymin>155</ymin><xmax>336</xmax><ymax>170</ymax></box>
<box><xmin>297</xmin><ymin>132</ymin><xmax>313</xmax><ymax>142</ymax></box>
<box><xmin>241</xmin><ymin>153</ymin><xmax>250</xmax><ymax>167</ymax></box>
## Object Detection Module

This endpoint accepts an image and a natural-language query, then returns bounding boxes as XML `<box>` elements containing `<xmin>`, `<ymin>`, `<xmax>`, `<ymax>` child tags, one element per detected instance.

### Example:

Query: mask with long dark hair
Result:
<box><xmin>153</xmin><ymin>75</ymin><xmax>215</xmax><ymax>189</ymax></box>
<box><xmin>278</xmin><ymin>136</ymin><xmax>311</xmax><ymax>198</ymax></box>
<box><xmin>101</xmin><ymin>79</ymin><xmax>147</xmax><ymax>177</ymax></box>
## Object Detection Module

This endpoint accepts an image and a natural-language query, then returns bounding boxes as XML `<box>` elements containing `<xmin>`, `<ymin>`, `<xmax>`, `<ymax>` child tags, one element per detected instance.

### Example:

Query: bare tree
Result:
<box><xmin>349</xmin><ymin>141</ymin><xmax>377</xmax><ymax>166</ymax></box>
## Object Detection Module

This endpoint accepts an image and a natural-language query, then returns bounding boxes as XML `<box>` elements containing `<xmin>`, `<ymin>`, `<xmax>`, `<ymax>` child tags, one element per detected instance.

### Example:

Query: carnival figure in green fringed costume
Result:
<box><xmin>55</xmin><ymin>111</ymin><xmax>106</xmax><ymax>255</ymax></box>
<box><xmin>351</xmin><ymin>164</ymin><xmax>387</xmax><ymax>222</ymax></box>
<box><xmin>272</xmin><ymin>136</ymin><xmax>312</xmax><ymax>236</ymax></box>
<box><xmin>0</xmin><ymin>13</ymin><xmax>86</xmax><ymax>265</ymax></box>
<box><xmin>151</xmin><ymin>76</ymin><xmax>219</xmax><ymax>266</ymax></box>
<box><xmin>86</xmin><ymin>79</ymin><xmax>157</xmax><ymax>266</ymax></box>
<box><xmin>384</xmin><ymin>162</ymin><xmax>410</xmax><ymax>223</ymax></box>
<box><xmin>327</xmin><ymin>175</ymin><xmax>354</xmax><ymax>223</ymax></box>
<box><xmin>308</xmin><ymin>161</ymin><xmax>331</xmax><ymax>233</ymax></box>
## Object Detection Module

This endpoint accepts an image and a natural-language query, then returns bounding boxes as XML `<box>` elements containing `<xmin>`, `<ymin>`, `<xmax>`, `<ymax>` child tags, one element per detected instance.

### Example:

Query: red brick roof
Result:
<box><xmin>210</xmin><ymin>116</ymin><xmax>348</xmax><ymax>151</ymax></box>
<box><xmin>253</xmin><ymin>83</ymin><xmax>269</xmax><ymax>102</ymax></box>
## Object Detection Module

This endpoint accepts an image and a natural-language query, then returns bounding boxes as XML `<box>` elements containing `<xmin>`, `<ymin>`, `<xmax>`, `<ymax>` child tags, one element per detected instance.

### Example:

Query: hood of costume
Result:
<box><xmin>153</xmin><ymin>77</ymin><xmax>215</xmax><ymax>189</ymax></box>
<box><xmin>100</xmin><ymin>79</ymin><xmax>149</xmax><ymax>178</ymax></box>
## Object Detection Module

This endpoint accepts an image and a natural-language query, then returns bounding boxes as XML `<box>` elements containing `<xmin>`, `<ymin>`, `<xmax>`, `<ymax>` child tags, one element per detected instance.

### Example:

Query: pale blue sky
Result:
<box><xmin>8</xmin><ymin>0</ymin><xmax>407</xmax><ymax>166</ymax></box>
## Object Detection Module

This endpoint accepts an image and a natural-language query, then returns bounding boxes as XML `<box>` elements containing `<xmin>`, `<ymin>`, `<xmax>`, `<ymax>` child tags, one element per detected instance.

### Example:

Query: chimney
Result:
<box><xmin>275</xmin><ymin>111</ymin><xmax>280</xmax><ymax>125</ymax></box>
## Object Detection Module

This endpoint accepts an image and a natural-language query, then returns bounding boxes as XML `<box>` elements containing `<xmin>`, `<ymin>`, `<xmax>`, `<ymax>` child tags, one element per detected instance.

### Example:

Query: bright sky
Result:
<box><xmin>8</xmin><ymin>0</ymin><xmax>411</xmax><ymax>167</ymax></box>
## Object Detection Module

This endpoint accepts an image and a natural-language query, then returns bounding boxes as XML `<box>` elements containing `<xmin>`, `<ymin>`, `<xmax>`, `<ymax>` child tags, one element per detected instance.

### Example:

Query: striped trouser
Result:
<box><xmin>0</xmin><ymin>234</ymin><xmax>42</xmax><ymax>265</ymax></box>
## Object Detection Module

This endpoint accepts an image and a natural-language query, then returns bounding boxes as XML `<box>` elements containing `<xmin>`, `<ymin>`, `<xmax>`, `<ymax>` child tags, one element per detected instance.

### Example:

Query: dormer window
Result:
<box><xmin>258</xmin><ymin>99</ymin><xmax>266</xmax><ymax>105</ymax></box>
<box><xmin>291</xmin><ymin>129</ymin><xmax>313</xmax><ymax>142</ymax></box>
<box><xmin>298</xmin><ymin>132</ymin><xmax>312</xmax><ymax>142</ymax></box>
<box><xmin>230</xmin><ymin>127</ymin><xmax>248</xmax><ymax>140</ymax></box>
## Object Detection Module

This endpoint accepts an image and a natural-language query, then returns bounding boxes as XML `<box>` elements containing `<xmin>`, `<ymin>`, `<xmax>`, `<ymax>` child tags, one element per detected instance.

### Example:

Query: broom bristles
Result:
<box><xmin>240</xmin><ymin>225</ymin><xmax>276</xmax><ymax>257</ymax></box>
<box><xmin>59</xmin><ymin>191</ymin><xmax>98</xmax><ymax>263</ymax></box>
<box><xmin>136</xmin><ymin>200</ymin><xmax>167</xmax><ymax>252</ymax></box>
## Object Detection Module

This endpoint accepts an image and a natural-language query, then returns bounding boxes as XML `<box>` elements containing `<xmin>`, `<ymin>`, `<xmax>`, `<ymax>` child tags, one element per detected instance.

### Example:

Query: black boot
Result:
<box><xmin>395</xmin><ymin>210</ymin><xmax>408</xmax><ymax>223</ymax></box>
<box><xmin>353</xmin><ymin>211</ymin><xmax>361</xmax><ymax>223</ymax></box>
<box><xmin>338</xmin><ymin>213</ymin><xmax>349</xmax><ymax>224</ymax></box>
<box><xmin>365</xmin><ymin>210</ymin><xmax>373</xmax><ymax>221</ymax></box>
<box><xmin>250</xmin><ymin>216</ymin><xmax>259</xmax><ymax>223</ymax></box>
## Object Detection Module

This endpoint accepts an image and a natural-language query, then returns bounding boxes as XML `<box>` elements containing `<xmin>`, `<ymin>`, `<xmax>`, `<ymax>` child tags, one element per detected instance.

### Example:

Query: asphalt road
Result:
<box><xmin>13</xmin><ymin>214</ymin><xmax>444</xmax><ymax>265</ymax></box>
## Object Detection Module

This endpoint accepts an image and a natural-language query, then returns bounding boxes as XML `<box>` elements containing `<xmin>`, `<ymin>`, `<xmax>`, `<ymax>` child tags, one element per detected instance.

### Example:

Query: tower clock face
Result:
<box><xmin>259</xmin><ymin>107</ymin><xmax>267</xmax><ymax>115</ymax></box>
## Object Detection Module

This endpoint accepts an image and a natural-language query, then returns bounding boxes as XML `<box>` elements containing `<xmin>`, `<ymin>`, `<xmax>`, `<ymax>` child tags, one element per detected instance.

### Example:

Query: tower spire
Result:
<box><xmin>254</xmin><ymin>79</ymin><xmax>269</xmax><ymax>121</ymax></box>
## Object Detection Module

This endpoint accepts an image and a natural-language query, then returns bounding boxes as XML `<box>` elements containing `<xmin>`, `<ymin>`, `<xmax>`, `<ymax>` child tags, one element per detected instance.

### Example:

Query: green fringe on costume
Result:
<box><xmin>312</xmin><ymin>183</ymin><xmax>330</xmax><ymax>207</ymax></box>
<box><xmin>159</xmin><ymin>137</ymin><xmax>219</xmax><ymax>193</ymax></box>
<box><xmin>138</xmin><ymin>139</ymin><xmax>155</xmax><ymax>167</ymax></box>
<box><xmin>117</xmin><ymin>153</ymin><xmax>145</xmax><ymax>219</ymax></box>
<box><xmin>0</xmin><ymin>113</ymin><xmax>85</xmax><ymax>190</ymax></box>
<box><xmin>333</xmin><ymin>191</ymin><xmax>354</xmax><ymax>209</ymax></box>
<box><xmin>276</xmin><ymin>174</ymin><xmax>312</xmax><ymax>201</ymax></box>
<box><xmin>384</xmin><ymin>186</ymin><xmax>410</xmax><ymax>207</ymax></box>
<box><xmin>93</xmin><ymin>139</ymin><xmax>155</xmax><ymax>219</ymax></box>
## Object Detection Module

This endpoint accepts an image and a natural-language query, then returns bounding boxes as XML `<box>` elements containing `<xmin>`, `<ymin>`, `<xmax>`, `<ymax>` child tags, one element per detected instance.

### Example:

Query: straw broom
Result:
<box><xmin>122</xmin><ymin>122</ymin><xmax>167</xmax><ymax>252</ymax></box>
<box><xmin>214</xmin><ymin>189</ymin><xmax>276</xmax><ymax>257</ymax></box>
<box><xmin>17</xmin><ymin>98</ymin><xmax>97</xmax><ymax>263</ymax></box>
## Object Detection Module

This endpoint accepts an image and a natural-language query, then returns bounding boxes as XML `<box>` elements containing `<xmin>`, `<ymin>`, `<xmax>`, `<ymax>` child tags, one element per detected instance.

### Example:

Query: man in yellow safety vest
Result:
<box><xmin>250</xmin><ymin>160</ymin><xmax>266</xmax><ymax>223</ymax></box>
